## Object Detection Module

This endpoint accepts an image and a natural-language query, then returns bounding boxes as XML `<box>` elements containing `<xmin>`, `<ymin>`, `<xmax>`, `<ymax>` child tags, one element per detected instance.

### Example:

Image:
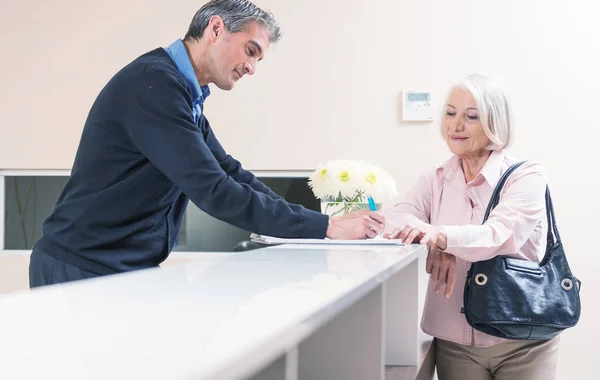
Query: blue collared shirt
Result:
<box><xmin>163</xmin><ymin>39</ymin><xmax>210</xmax><ymax>124</ymax></box>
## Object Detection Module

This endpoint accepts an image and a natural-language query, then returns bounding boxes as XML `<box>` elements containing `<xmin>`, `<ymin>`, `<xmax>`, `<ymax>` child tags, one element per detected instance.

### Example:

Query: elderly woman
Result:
<box><xmin>385</xmin><ymin>74</ymin><xmax>558</xmax><ymax>380</ymax></box>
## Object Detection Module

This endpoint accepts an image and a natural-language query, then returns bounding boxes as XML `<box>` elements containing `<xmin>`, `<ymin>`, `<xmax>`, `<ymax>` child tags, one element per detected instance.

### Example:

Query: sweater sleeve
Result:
<box><xmin>199</xmin><ymin>115</ymin><xmax>283</xmax><ymax>200</ymax></box>
<box><xmin>123</xmin><ymin>70</ymin><xmax>328</xmax><ymax>238</ymax></box>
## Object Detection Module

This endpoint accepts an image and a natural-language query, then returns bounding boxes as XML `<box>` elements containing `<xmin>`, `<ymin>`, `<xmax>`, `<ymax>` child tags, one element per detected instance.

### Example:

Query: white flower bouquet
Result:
<box><xmin>307</xmin><ymin>159</ymin><xmax>397</xmax><ymax>216</ymax></box>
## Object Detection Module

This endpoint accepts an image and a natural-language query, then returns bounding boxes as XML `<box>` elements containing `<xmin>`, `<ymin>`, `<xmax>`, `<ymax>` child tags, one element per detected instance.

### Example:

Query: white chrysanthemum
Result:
<box><xmin>349</xmin><ymin>161</ymin><xmax>396</xmax><ymax>201</ymax></box>
<box><xmin>308</xmin><ymin>159</ymin><xmax>397</xmax><ymax>203</ymax></box>
<box><xmin>359</xmin><ymin>162</ymin><xmax>380</xmax><ymax>198</ymax></box>
<box><xmin>326</xmin><ymin>159</ymin><xmax>358</xmax><ymax>200</ymax></box>
<box><xmin>307</xmin><ymin>164</ymin><xmax>332</xmax><ymax>199</ymax></box>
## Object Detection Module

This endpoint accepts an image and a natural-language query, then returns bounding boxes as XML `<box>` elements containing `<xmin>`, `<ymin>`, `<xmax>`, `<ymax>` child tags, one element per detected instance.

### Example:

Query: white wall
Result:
<box><xmin>1</xmin><ymin>0</ymin><xmax>598</xmax><ymax>378</ymax></box>
<box><xmin>0</xmin><ymin>0</ymin><xmax>198</xmax><ymax>169</ymax></box>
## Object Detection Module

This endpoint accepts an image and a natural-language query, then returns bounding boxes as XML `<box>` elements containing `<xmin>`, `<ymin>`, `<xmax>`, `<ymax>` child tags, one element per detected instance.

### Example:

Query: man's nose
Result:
<box><xmin>244</xmin><ymin>62</ymin><xmax>256</xmax><ymax>76</ymax></box>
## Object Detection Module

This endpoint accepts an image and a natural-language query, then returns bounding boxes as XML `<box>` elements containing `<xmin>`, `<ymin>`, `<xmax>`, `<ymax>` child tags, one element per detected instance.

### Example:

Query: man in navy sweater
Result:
<box><xmin>29</xmin><ymin>0</ymin><xmax>386</xmax><ymax>287</ymax></box>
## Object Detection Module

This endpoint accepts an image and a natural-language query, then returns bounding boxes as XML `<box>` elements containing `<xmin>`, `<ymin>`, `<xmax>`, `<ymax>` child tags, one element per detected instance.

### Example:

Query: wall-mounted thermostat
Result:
<box><xmin>402</xmin><ymin>90</ymin><xmax>433</xmax><ymax>122</ymax></box>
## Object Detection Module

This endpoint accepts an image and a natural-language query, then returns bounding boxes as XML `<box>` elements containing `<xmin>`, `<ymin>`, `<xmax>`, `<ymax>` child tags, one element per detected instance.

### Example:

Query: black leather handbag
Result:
<box><xmin>463</xmin><ymin>161</ymin><xmax>582</xmax><ymax>340</ymax></box>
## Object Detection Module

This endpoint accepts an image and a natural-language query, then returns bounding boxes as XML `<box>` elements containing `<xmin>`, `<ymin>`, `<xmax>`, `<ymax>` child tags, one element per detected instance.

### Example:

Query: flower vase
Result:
<box><xmin>320</xmin><ymin>201</ymin><xmax>379</xmax><ymax>217</ymax></box>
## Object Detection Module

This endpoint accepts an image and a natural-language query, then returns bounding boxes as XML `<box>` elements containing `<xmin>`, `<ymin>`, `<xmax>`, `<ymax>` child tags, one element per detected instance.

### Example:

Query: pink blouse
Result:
<box><xmin>385</xmin><ymin>150</ymin><xmax>548</xmax><ymax>347</ymax></box>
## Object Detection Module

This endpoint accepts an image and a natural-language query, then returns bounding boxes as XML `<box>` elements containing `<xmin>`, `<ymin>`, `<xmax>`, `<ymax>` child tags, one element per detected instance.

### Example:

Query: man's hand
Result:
<box><xmin>385</xmin><ymin>223</ymin><xmax>448</xmax><ymax>250</ymax></box>
<box><xmin>326</xmin><ymin>210</ymin><xmax>385</xmax><ymax>239</ymax></box>
<box><xmin>426</xmin><ymin>246</ymin><xmax>457</xmax><ymax>298</ymax></box>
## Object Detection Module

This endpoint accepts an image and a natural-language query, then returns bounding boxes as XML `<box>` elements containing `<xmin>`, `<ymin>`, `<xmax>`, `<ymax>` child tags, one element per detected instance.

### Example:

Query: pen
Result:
<box><xmin>367</xmin><ymin>196</ymin><xmax>377</xmax><ymax>211</ymax></box>
<box><xmin>367</xmin><ymin>196</ymin><xmax>383</xmax><ymax>238</ymax></box>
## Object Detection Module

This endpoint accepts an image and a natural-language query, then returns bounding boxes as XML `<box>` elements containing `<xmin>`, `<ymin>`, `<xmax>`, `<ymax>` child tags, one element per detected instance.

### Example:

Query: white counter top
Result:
<box><xmin>0</xmin><ymin>244</ymin><xmax>425</xmax><ymax>380</ymax></box>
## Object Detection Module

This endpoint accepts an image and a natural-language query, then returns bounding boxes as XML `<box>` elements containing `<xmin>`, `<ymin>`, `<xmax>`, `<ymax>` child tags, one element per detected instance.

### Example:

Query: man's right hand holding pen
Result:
<box><xmin>326</xmin><ymin>210</ymin><xmax>386</xmax><ymax>240</ymax></box>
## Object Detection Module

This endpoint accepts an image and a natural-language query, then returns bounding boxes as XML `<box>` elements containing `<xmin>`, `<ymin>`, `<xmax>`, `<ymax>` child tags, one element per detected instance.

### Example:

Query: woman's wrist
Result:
<box><xmin>436</xmin><ymin>226</ymin><xmax>448</xmax><ymax>251</ymax></box>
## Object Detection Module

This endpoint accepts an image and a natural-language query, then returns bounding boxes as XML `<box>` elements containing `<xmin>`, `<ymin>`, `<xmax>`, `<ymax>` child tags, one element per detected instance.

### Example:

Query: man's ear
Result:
<box><xmin>206</xmin><ymin>15</ymin><xmax>225</xmax><ymax>42</ymax></box>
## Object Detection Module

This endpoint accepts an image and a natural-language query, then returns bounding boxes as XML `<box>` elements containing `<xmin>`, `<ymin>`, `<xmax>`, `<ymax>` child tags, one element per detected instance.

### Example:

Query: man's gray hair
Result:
<box><xmin>184</xmin><ymin>0</ymin><xmax>282</xmax><ymax>43</ymax></box>
<box><xmin>441</xmin><ymin>73</ymin><xmax>514</xmax><ymax>151</ymax></box>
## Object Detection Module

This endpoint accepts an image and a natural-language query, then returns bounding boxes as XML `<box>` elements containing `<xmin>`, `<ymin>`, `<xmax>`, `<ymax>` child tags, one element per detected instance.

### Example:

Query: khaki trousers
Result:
<box><xmin>436</xmin><ymin>336</ymin><xmax>560</xmax><ymax>380</ymax></box>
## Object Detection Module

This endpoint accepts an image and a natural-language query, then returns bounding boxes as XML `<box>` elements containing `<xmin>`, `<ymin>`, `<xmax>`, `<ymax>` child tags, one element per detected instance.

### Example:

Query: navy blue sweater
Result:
<box><xmin>35</xmin><ymin>48</ymin><xmax>329</xmax><ymax>275</ymax></box>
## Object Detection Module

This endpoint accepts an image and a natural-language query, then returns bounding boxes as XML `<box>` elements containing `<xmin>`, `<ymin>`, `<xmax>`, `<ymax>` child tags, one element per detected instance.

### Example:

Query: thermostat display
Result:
<box><xmin>407</xmin><ymin>92</ymin><xmax>430</xmax><ymax>102</ymax></box>
<box><xmin>402</xmin><ymin>90</ymin><xmax>433</xmax><ymax>122</ymax></box>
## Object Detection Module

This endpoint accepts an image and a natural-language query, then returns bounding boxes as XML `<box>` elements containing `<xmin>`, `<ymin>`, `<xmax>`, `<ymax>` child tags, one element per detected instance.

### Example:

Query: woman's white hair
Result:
<box><xmin>441</xmin><ymin>73</ymin><xmax>513</xmax><ymax>150</ymax></box>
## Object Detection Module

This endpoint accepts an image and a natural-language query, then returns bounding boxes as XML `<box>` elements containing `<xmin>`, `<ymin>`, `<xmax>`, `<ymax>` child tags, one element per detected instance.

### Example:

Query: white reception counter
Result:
<box><xmin>0</xmin><ymin>244</ymin><xmax>432</xmax><ymax>380</ymax></box>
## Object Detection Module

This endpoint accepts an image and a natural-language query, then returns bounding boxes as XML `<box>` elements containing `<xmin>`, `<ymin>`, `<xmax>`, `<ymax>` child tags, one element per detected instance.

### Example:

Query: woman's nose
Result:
<box><xmin>452</xmin><ymin>118</ymin><xmax>465</xmax><ymax>132</ymax></box>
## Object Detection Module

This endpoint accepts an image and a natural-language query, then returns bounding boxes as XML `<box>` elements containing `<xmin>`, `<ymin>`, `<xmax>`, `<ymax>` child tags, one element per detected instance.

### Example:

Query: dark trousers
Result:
<box><xmin>29</xmin><ymin>248</ymin><xmax>100</xmax><ymax>288</ymax></box>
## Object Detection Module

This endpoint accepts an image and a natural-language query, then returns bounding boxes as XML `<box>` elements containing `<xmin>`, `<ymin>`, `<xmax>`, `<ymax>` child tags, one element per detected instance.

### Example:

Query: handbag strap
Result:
<box><xmin>482</xmin><ymin>161</ymin><xmax>526</xmax><ymax>222</ymax></box>
<box><xmin>482</xmin><ymin>160</ymin><xmax>561</xmax><ymax>248</ymax></box>
<box><xmin>544</xmin><ymin>186</ymin><xmax>561</xmax><ymax>247</ymax></box>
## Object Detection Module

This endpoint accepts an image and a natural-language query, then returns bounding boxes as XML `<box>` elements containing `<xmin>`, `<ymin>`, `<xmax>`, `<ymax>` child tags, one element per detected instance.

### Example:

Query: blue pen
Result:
<box><xmin>367</xmin><ymin>196</ymin><xmax>382</xmax><ymax>237</ymax></box>
<box><xmin>367</xmin><ymin>196</ymin><xmax>376</xmax><ymax>211</ymax></box>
